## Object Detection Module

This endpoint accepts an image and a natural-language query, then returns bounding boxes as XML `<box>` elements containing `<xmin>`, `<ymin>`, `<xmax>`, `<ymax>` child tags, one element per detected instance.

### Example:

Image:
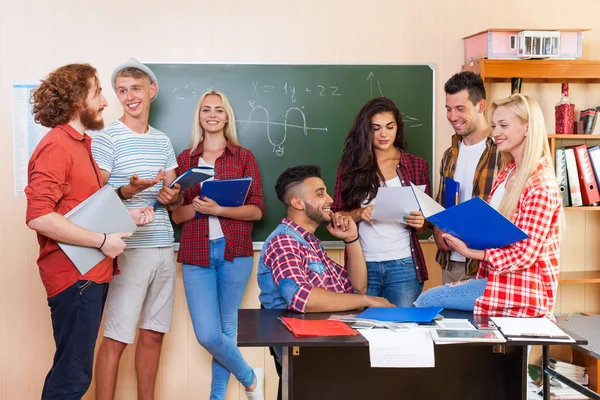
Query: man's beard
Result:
<box><xmin>80</xmin><ymin>105</ymin><xmax>104</xmax><ymax>131</ymax></box>
<box><xmin>305</xmin><ymin>202</ymin><xmax>330</xmax><ymax>225</ymax></box>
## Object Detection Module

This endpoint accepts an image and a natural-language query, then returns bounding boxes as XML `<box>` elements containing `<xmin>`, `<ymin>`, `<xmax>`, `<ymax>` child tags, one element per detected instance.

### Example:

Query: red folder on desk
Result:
<box><xmin>279</xmin><ymin>317</ymin><xmax>359</xmax><ymax>337</ymax></box>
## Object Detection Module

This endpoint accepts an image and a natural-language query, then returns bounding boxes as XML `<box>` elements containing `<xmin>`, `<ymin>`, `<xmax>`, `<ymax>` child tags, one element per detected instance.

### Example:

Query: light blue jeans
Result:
<box><xmin>414</xmin><ymin>278</ymin><xmax>488</xmax><ymax>311</ymax></box>
<box><xmin>366</xmin><ymin>257</ymin><xmax>423</xmax><ymax>307</ymax></box>
<box><xmin>183</xmin><ymin>238</ymin><xmax>255</xmax><ymax>400</ymax></box>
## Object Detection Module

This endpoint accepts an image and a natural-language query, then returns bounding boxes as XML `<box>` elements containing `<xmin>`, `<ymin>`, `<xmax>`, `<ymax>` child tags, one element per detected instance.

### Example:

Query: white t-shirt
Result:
<box><xmin>450</xmin><ymin>139</ymin><xmax>487</xmax><ymax>262</ymax></box>
<box><xmin>359</xmin><ymin>176</ymin><xmax>412</xmax><ymax>262</ymax></box>
<box><xmin>198</xmin><ymin>157</ymin><xmax>224</xmax><ymax>240</ymax></box>
<box><xmin>489</xmin><ymin>169</ymin><xmax>511</xmax><ymax>211</ymax></box>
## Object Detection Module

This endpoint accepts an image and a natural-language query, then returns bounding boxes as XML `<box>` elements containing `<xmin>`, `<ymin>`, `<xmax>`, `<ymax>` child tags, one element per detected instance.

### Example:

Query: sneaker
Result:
<box><xmin>245</xmin><ymin>367</ymin><xmax>264</xmax><ymax>400</ymax></box>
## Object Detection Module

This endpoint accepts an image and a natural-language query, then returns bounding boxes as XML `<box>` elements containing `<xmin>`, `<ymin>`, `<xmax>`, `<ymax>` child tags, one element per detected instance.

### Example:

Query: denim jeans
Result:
<box><xmin>183</xmin><ymin>238</ymin><xmax>254</xmax><ymax>400</ymax></box>
<box><xmin>42</xmin><ymin>280</ymin><xmax>108</xmax><ymax>400</ymax></box>
<box><xmin>414</xmin><ymin>278</ymin><xmax>488</xmax><ymax>311</ymax></box>
<box><xmin>366</xmin><ymin>257</ymin><xmax>423</xmax><ymax>307</ymax></box>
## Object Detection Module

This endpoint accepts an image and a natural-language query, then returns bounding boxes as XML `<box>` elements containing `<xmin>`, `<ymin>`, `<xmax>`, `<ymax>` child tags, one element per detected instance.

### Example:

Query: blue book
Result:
<box><xmin>356</xmin><ymin>307</ymin><xmax>443</xmax><ymax>323</ymax></box>
<box><xmin>201</xmin><ymin>177</ymin><xmax>253</xmax><ymax>207</ymax></box>
<box><xmin>444</xmin><ymin>177</ymin><xmax>460</xmax><ymax>208</ymax></box>
<box><xmin>153</xmin><ymin>166</ymin><xmax>214</xmax><ymax>208</ymax></box>
<box><xmin>410</xmin><ymin>183</ymin><xmax>529</xmax><ymax>250</ymax></box>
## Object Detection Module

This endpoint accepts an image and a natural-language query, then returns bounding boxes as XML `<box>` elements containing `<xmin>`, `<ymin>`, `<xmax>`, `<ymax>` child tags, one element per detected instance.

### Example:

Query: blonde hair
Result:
<box><xmin>489</xmin><ymin>94</ymin><xmax>556</xmax><ymax>221</ymax></box>
<box><xmin>189</xmin><ymin>90</ymin><xmax>239</xmax><ymax>152</ymax></box>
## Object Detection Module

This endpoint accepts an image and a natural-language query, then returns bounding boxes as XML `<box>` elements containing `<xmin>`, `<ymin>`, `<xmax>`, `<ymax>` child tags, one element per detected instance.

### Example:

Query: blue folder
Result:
<box><xmin>444</xmin><ymin>177</ymin><xmax>460</xmax><ymax>208</ymax></box>
<box><xmin>426</xmin><ymin>196</ymin><xmax>529</xmax><ymax>250</ymax></box>
<box><xmin>201</xmin><ymin>177</ymin><xmax>253</xmax><ymax>207</ymax></box>
<box><xmin>153</xmin><ymin>166</ymin><xmax>214</xmax><ymax>208</ymax></box>
<box><xmin>356</xmin><ymin>307</ymin><xmax>443</xmax><ymax>323</ymax></box>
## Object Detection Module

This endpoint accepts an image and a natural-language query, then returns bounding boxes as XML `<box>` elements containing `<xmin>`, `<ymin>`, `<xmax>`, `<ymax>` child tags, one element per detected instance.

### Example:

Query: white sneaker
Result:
<box><xmin>245</xmin><ymin>368</ymin><xmax>264</xmax><ymax>400</ymax></box>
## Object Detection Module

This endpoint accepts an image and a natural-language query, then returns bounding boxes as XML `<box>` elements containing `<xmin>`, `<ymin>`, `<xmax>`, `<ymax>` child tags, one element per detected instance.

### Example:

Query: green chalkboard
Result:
<box><xmin>146</xmin><ymin>63</ymin><xmax>434</xmax><ymax>242</ymax></box>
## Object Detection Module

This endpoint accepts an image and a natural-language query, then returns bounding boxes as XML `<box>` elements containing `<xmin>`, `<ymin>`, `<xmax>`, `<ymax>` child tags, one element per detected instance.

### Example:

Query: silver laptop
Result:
<box><xmin>58</xmin><ymin>185</ymin><xmax>137</xmax><ymax>275</ymax></box>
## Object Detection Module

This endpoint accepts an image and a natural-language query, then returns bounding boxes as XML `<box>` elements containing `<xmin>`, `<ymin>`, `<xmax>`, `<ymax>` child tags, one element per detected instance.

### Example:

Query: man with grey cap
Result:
<box><xmin>92</xmin><ymin>58</ymin><xmax>182</xmax><ymax>400</ymax></box>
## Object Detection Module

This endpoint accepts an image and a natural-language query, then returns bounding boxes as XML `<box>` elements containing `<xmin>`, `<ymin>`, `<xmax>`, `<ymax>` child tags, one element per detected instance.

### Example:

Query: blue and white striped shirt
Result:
<box><xmin>91</xmin><ymin>120</ymin><xmax>178</xmax><ymax>248</ymax></box>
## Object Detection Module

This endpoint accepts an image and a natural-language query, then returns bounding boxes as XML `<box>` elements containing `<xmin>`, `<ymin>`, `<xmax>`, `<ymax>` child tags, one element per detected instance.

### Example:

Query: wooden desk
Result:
<box><xmin>238</xmin><ymin>309</ymin><xmax>588</xmax><ymax>400</ymax></box>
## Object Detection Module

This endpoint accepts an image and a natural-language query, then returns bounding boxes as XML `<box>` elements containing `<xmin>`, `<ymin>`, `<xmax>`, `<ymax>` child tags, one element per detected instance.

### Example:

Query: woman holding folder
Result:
<box><xmin>415</xmin><ymin>94</ymin><xmax>563</xmax><ymax>319</ymax></box>
<box><xmin>171</xmin><ymin>90</ymin><xmax>266</xmax><ymax>399</ymax></box>
<box><xmin>332</xmin><ymin>97</ymin><xmax>431</xmax><ymax>307</ymax></box>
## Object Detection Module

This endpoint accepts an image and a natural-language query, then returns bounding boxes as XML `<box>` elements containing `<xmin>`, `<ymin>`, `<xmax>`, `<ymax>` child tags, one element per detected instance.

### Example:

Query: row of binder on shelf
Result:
<box><xmin>556</xmin><ymin>145</ymin><xmax>600</xmax><ymax>207</ymax></box>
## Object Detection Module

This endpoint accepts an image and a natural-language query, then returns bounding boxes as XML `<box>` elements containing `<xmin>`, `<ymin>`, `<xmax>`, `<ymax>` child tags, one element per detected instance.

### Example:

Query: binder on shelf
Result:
<box><xmin>571</xmin><ymin>144</ymin><xmax>600</xmax><ymax>205</ymax></box>
<box><xmin>587</xmin><ymin>146</ymin><xmax>600</xmax><ymax>189</ymax></box>
<box><xmin>444</xmin><ymin>177</ymin><xmax>460</xmax><ymax>208</ymax></box>
<box><xmin>564</xmin><ymin>148</ymin><xmax>583</xmax><ymax>207</ymax></box>
<box><xmin>59</xmin><ymin>185</ymin><xmax>137</xmax><ymax>275</ymax></box>
<box><xmin>153</xmin><ymin>166</ymin><xmax>215</xmax><ymax>209</ymax></box>
<box><xmin>555</xmin><ymin>147</ymin><xmax>571</xmax><ymax>207</ymax></box>
<box><xmin>410</xmin><ymin>183</ymin><xmax>529</xmax><ymax>250</ymax></box>
<box><xmin>200</xmin><ymin>177</ymin><xmax>253</xmax><ymax>208</ymax></box>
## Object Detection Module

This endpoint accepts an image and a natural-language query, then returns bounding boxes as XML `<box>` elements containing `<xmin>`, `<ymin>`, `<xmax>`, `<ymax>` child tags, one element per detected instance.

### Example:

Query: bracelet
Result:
<box><xmin>116</xmin><ymin>186</ymin><xmax>127</xmax><ymax>200</ymax></box>
<box><xmin>483</xmin><ymin>249</ymin><xmax>488</xmax><ymax>261</ymax></box>
<box><xmin>343</xmin><ymin>235</ymin><xmax>360</xmax><ymax>245</ymax></box>
<box><xmin>98</xmin><ymin>233</ymin><xmax>107</xmax><ymax>250</ymax></box>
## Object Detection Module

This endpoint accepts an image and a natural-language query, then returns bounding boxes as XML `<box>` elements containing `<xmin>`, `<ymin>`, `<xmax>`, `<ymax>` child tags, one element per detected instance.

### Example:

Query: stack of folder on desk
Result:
<box><xmin>279</xmin><ymin>317</ymin><xmax>359</xmax><ymax>337</ymax></box>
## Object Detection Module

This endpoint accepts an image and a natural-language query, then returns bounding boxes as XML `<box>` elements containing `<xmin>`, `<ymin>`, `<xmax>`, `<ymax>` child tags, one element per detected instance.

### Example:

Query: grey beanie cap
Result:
<box><xmin>111</xmin><ymin>58</ymin><xmax>159</xmax><ymax>100</ymax></box>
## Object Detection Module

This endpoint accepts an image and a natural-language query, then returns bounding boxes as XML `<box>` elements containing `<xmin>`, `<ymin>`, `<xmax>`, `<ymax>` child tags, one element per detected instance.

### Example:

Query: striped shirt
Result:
<box><xmin>435</xmin><ymin>134</ymin><xmax>500</xmax><ymax>275</ymax></box>
<box><xmin>91</xmin><ymin>120</ymin><xmax>178</xmax><ymax>248</ymax></box>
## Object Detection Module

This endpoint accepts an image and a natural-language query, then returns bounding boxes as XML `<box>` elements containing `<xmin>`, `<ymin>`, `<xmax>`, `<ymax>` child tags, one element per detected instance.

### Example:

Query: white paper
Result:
<box><xmin>371</xmin><ymin>185</ymin><xmax>425</xmax><ymax>223</ymax></box>
<box><xmin>359</xmin><ymin>329</ymin><xmax>435</xmax><ymax>368</ymax></box>
<box><xmin>490</xmin><ymin>317</ymin><xmax>574</xmax><ymax>342</ymax></box>
<box><xmin>435</xmin><ymin>319</ymin><xmax>475</xmax><ymax>330</ymax></box>
<box><xmin>410</xmin><ymin>182</ymin><xmax>445</xmax><ymax>218</ymax></box>
<box><xmin>13</xmin><ymin>81</ymin><xmax>49</xmax><ymax>197</ymax></box>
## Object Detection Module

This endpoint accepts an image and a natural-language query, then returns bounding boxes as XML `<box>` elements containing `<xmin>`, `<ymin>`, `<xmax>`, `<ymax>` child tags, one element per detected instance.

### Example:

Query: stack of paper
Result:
<box><xmin>490</xmin><ymin>317</ymin><xmax>575</xmax><ymax>343</ymax></box>
<box><xmin>279</xmin><ymin>317</ymin><xmax>359</xmax><ymax>337</ymax></box>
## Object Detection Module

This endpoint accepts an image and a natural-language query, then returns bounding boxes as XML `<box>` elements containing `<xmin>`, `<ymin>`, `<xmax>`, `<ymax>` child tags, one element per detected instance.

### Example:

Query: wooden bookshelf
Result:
<box><xmin>462</xmin><ymin>59</ymin><xmax>600</xmax><ymax>82</ymax></box>
<box><xmin>559</xmin><ymin>271</ymin><xmax>600</xmax><ymax>283</ymax></box>
<box><xmin>549</xmin><ymin>134</ymin><xmax>600</xmax><ymax>140</ymax></box>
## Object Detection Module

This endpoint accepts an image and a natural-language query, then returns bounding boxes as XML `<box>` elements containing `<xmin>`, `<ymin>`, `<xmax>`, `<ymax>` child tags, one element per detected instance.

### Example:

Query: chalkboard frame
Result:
<box><xmin>144</xmin><ymin>62</ymin><xmax>436</xmax><ymax>249</ymax></box>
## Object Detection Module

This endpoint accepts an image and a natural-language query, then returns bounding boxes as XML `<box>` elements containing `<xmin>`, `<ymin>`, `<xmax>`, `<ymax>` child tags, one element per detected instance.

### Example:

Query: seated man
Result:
<box><xmin>257</xmin><ymin>165</ymin><xmax>393</xmax><ymax>399</ymax></box>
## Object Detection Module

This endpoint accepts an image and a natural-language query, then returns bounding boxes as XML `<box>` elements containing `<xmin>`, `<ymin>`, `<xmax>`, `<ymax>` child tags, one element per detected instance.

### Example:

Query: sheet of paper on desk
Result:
<box><xmin>490</xmin><ymin>317</ymin><xmax>575</xmax><ymax>343</ymax></box>
<box><xmin>371</xmin><ymin>185</ymin><xmax>426</xmax><ymax>223</ymax></box>
<box><xmin>359</xmin><ymin>329</ymin><xmax>435</xmax><ymax>368</ymax></box>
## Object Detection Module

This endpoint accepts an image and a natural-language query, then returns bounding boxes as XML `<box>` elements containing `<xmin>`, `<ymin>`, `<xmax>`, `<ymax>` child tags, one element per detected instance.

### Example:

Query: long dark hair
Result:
<box><xmin>339</xmin><ymin>97</ymin><xmax>406</xmax><ymax>210</ymax></box>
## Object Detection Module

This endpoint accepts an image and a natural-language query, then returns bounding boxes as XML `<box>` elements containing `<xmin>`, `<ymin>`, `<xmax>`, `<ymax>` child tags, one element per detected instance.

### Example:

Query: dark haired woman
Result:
<box><xmin>332</xmin><ymin>97</ymin><xmax>431</xmax><ymax>307</ymax></box>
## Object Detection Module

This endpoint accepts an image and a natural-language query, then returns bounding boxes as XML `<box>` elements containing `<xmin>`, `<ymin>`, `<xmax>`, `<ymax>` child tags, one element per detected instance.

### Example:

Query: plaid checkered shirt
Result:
<box><xmin>435</xmin><ymin>134</ymin><xmax>500</xmax><ymax>275</ymax></box>
<box><xmin>475</xmin><ymin>159</ymin><xmax>561</xmax><ymax>318</ymax></box>
<box><xmin>332</xmin><ymin>149</ymin><xmax>431</xmax><ymax>283</ymax></box>
<box><xmin>176</xmin><ymin>142</ymin><xmax>265</xmax><ymax>266</ymax></box>
<box><xmin>262</xmin><ymin>219</ymin><xmax>357</xmax><ymax>313</ymax></box>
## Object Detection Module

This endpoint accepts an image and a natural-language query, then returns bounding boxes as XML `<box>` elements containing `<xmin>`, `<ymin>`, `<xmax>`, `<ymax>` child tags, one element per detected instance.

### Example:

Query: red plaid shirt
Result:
<box><xmin>332</xmin><ymin>149</ymin><xmax>431</xmax><ymax>283</ymax></box>
<box><xmin>262</xmin><ymin>219</ymin><xmax>357</xmax><ymax>313</ymax></box>
<box><xmin>176</xmin><ymin>142</ymin><xmax>265</xmax><ymax>266</ymax></box>
<box><xmin>475</xmin><ymin>159</ymin><xmax>561</xmax><ymax>318</ymax></box>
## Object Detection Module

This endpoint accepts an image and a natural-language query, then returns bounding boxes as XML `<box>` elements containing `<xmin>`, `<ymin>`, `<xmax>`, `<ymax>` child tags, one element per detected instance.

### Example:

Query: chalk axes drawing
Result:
<box><xmin>367</xmin><ymin>72</ymin><xmax>423</xmax><ymax>128</ymax></box>
<box><xmin>239</xmin><ymin>103</ymin><xmax>328</xmax><ymax>156</ymax></box>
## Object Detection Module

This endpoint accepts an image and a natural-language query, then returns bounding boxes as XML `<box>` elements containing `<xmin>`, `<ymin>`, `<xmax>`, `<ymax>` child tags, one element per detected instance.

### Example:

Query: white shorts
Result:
<box><xmin>103</xmin><ymin>247</ymin><xmax>176</xmax><ymax>344</ymax></box>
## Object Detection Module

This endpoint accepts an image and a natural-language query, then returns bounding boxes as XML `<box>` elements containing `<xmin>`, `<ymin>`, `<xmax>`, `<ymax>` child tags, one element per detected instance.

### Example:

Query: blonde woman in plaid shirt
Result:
<box><xmin>415</xmin><ymin>94</ymin><xmax>563</xmax><ymax>318</ymax></box>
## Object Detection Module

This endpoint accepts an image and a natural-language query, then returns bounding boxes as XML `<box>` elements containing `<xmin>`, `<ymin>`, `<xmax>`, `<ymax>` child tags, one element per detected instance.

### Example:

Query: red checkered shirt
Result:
<box><xmin>176</xmin><ymin>142</ymin><xmax>265</xmax><ymax>266</ymax></box>
<box><xmin>262</xmin><ymin>219</ymin><xmax>357</xmax><ymax>313</ymax></box>
<box><xmin>331</xmin><ymin>149</ymin><xmax>431</xmax><ymax>283</ymax></box>
<box><xmin>475</xmin><ymin>159</ymin><xmax>561</xmax><ymax>318</ymax></box>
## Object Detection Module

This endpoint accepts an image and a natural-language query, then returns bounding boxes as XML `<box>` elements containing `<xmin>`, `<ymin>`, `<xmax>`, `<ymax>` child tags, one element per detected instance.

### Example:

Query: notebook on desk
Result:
<box><xmin>58</xmin><ymin>185</ymin><xmax>136</xmax><ymax>275</ymax></box>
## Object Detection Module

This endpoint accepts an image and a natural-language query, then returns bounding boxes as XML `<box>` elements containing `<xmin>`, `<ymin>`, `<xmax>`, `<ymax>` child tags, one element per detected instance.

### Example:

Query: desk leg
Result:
<box><xmin>282</xmin><ymin>346</ymin><xmax>294</xmax><ymax>400</ymax></box>
<box><xmin>542</xmin><ymin>345</ymin><xmax>550</xmax><ymax>400</ymax></box>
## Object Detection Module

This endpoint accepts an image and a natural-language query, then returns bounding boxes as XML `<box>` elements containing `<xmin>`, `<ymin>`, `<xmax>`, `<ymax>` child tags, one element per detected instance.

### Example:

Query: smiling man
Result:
<box><xmin>434</xmin><ymin>71</ymin><xmax>500</xmax><ymax>284</ymax></box>
<box><xmin>257</xmin><ymin>165</ymin><xmax>393</xmax><ymax>400</ymax></box>
<box><xmin>91</xmin><ymin>58</ymin><xmax>182</xmax><ymax>400</ymax></box>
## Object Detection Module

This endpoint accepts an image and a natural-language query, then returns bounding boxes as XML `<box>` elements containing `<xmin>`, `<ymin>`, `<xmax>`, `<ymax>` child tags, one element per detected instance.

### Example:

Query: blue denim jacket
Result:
<box><xmin>257</xmin><ymin>223</ymin><xmax>322</xmax><ymax>310</ymax></box>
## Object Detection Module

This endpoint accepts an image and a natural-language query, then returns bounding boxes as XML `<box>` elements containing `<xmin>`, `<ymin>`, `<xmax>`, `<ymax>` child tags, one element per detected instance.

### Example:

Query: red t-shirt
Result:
<box><xmin>25</xmin><ymin>124</ymin><xmax>115</xmax><ymax>297</ymax></box>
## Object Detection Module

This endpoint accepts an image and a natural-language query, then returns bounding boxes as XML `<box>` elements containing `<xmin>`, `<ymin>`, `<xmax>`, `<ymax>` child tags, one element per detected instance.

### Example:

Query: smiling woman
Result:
<box><xmin>169</xmin><ymin>90</ymin><xmax>266</xmax><ymax>400</ymax></box>
<box><xmin>331</xmin><ymin>97</ymin><xmax>432</xmax><ymax>307</ymax></box>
